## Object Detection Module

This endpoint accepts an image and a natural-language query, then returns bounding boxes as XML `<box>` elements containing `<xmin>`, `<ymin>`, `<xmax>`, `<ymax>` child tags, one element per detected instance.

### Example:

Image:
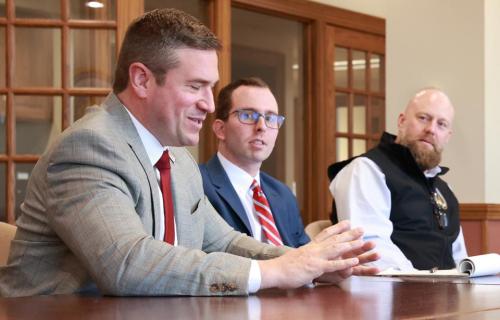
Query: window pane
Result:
<box><xmin>144</xmin><ymin>0</ymin><xmax>208</xmax><ymax>22</ymax></box>
<box><xmin>14</xmin><ymin>95</ymin><xmax>62</xmax><ymax>154</ymax></box>
<box><xmin>371</xmin><ymin>97</ymin><xmax>385</xmax><ymax>136</ymax></box>
<box><xmin>15</xmin><ymin>162</ymin><xmax>35</xmax><ymax>219</ymax></box>
<box><xmin>70</xmin><ymin>95</ymin><xmax>106</xmax><ymax>123</ymax></box>
<box><xmin>0</xmin><ymin>162</ymin><xmax>5</xmax><ymax>222</ymax></box>
<box><xmin>0</xmin><ymin>95</ymin><xmax>5</xmax><ymax>153</ymax></box>
<box><xmin>353</xmin><ymin>139</ymin><xmax>366</xmax><ymax>156</ymax></box>
<box><xmin>70</xmin><ymin>29</ymin><xmax>115</xmax><ymax>88</ymax></box>
<box><xmin>232</xmin><ymin>7</ymin><xmax>304</xmax><ymax>204</ymax></box>
<box><xmin>14</xmin><ymin>27</ymin><xmax>61</xmax><ymax>87</ymax></box>
<box><xmin>336</xmin><ymin>93</ymin><xmax>348</xmax><ymax>133</ymax></box>
<box><xmin>0</xmin><ymin>0</ymin><xmax>5</xmax><ymax>17</ymax></box>
<box><xmin>353</xmin><ymin>95</ymin><xmax>366</xmax><ymax>134</ymax></box>
<box><xmin>70</xmin><ymin>0</ymin><xmax>116</xmax><ymax>20</ymax></box>
<box><xmin>15</xmin><ymin>0</ymin><xmax>60</xmax><ymax>19</ymax></box>
<box><xmin>0</xmin><ymin>27</ymin><xmax>5</xmax><ymax>87</ymax></box>
<box><xmin>352</xmin><ymin>50</ymin><xmax>366</xmax><ymax>90</ymax></box>
<box><xmin>336</xmin><ymin>137</ymin><xmax>348</xmax><ymax>162</ymax></box>
<box><xmin>334</xmin><ymin>47</ymin><xmax>348</xmax><ymax>88</ymax></box>
<box><xmin>370</xmin><ymin>54</ymin><xmax>383</xmax><ymax>93</ymax></box>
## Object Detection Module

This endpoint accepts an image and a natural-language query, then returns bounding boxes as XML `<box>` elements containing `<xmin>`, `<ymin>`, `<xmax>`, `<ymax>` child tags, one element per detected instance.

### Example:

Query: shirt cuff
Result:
<box><xmin>247</xmin><ymin>260</ymin><xmax>261</xmax><ymax>293</ymax></box>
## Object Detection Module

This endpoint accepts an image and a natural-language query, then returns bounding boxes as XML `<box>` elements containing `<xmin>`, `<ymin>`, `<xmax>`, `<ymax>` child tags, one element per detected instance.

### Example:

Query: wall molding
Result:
<box><xmin>460</xmin><ymin>203</ymin><xmax>500</xmax><ymax>220</ymax></box>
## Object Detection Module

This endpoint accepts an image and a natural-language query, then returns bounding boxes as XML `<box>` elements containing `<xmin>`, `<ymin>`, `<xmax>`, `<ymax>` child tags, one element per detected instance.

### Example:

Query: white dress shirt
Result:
<box><xmin>330</xmin><ymin>157</ymin><xmax>468</xmax><ymax>271</ymax></box>
<box><xmin>217</xmin><ymin>152</ymin><xmax>272</xmax><ymax>244</ymax></box>
<box><xmin>126</xmin><ymin>110</ymin><xmax>261</xmax><ymax>292</ymax></box>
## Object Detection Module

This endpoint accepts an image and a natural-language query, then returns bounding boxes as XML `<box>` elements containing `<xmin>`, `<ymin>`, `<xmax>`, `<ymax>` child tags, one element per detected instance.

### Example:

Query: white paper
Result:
<box><xmin>458</xmin><ymin>253</ymin><xmax>500</xmax><ymax>277</ymax></box>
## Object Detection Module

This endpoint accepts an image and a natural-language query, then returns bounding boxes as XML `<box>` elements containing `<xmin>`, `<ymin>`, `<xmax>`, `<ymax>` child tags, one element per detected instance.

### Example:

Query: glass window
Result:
<box><xmin>334</xmin><ymin>47</ymin><xmax>348</xmax><ymax>88</ymax></box>
<box><xmin>70</xmin><ymin>29</ymin><xmax>116</xmax><ymax>88</ymax></box>
<box><xmin>0</xmin><ymin>0</ymin><xmax>5</xmax><ymax>17</ymax></box>
<box><xmin>70</xmin><ymin>0</ymin><xmax>116</xmax><ymax>20</ymax></box>
<box><xmin>232</xmin><ymin>7</ymin><xmax>304</xmax><ymax>204</ymax></box>
<box><xmin>370</xmin><ymin>53</ymin><xmax>383</xmax><ymax>93</ymax></box>
<box><xmin>352</xmin><ymin>50</ymin><xmax>366</xmax><ymax>91</ymax></box>
<box><xmin>336</xmin><ymin>137</ymin><xmax>348</xmax><ymax>162</ymax></box>
<box><xmin>353</xmin><ymin>95</ymin><xmax>366</xmax><ymax>134</ymax></box>
<box><xmin>14</xmin><ymin>27</ymin><xmax>61</xmax><ymax>88</ymax></box>
<box><xmin>336</xmin><ymin>93</ymin><xmax>348</xmax><ymax>133</ymax></box>
<box><xmin>352</xmin><ymin>138</ymin><xmax>366</xmax><ymax>156</ymax></box>
<box><xmin>0</xmin><ymin>27</ymin><xmax>5</xmax><ymax>87</ymax></box>
<box><xmin>14</xmin><ymin>95</ymin><xmax>62</xmax><ymax>154</ymax></box>
<box><xmin>371</xmin><ymin>97</ymin><xmax>385</xmax><ymax>136</ymax></box>
<box><xmin>70</xmin><ymin>95</ymin><xmax>106</xmax><ymax>123</ymax></box>
<box><xmin>15</xmin><ymin>162</ymin><xmax>35</xmax><ymax>219</ymax></box>
<box><xmin>15</xmin><ymin>0</ymin><xmax>60</xmax><ymax>19</ymax></box>
<box><xmin>0</xmin><ymin>95</ymin><xmax>5</xmax><ymax>153</ymax></box>
<box><xmin>0</xmin><ymin>162</ymin><xmax>5</xmax><ymax>221</ymax></box>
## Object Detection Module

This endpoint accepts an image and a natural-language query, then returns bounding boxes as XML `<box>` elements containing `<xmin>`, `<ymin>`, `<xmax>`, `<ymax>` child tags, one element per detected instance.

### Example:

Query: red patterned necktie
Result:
<box><xmin>155</xmin><ymin>151</ymin><xmax>175</xmax><ymax>244</ymax></box>
<box><xmin>251</xmin><ymin>180</ymin><xmax>283</xmax><ymax>246</ymax></box>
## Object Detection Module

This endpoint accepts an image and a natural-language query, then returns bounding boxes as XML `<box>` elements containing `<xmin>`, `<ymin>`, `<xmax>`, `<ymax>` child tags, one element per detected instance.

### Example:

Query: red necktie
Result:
<box><xmin>155</xmin><ymin>151</ymin><xmax>175</xmax><ymax>244</ymax></box>
<box><xmin>251</xmin><ymin>180</ymin><xmax>283</xmax><ymax>246</ymax></box>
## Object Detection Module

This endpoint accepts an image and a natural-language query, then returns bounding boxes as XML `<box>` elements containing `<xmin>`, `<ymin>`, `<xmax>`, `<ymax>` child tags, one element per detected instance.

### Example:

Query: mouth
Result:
<box><xmin>188</xmin><ymin>116</ymin><xmax>205</xmax><ymax>126</ymax></box>
<box><xmin>418</xmin><ymin>139</ymin><xmax>435</xmax><ymax>149</ymax></box>
<box><xmin>249</xmin><ymin>138</ymin><xmax>267</xmax><ymax>147</ymax></box>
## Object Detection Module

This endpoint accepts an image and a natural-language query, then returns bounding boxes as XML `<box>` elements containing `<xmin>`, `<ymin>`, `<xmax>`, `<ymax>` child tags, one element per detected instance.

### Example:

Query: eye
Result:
<box><xmin>265</xmin><ymin>114</ymin><xmax>278</xmax><ymax>123</ymax></box>
<box><xmin>240</xmin><ymin>111</ymin><xmax>253</xmax><ymax>120</ymax></box>
<box><xmin>438</xmin><ymin>120</ymin><xmax>449</xmax><ymax>129</ymax></box>
<box><xmin>188</xmin><ymin>83</ymin><xmax>201</xmax><ymax>91</ymax></box>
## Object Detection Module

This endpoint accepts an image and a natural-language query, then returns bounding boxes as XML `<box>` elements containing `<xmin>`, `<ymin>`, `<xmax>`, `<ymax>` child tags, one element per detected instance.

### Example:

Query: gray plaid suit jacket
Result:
<box><xmin>0</xmin><ymin>93</ymin><xmax>286</xmax><ymax>297</ymax></box>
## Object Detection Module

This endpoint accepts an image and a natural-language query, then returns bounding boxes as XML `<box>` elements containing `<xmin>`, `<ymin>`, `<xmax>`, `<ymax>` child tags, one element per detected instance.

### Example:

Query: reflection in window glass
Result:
<box><xmin>334</xmin><ymin>47</ymin><xmax>348</xmax><ymax>88</ymax></box>
<box><xmin>232</xmin><ymin>7</ymin><xmax>304</xmax><ymax>204</ymax></box>
<box><xmin>15</xmin><ymin>162</ymin><xmax>35</xmax><ymax>219</ymax></box>
<box><xmin>352</xmin><ymin>139</ymin><xmax>366</xmax><ymax>156</ymax></box>
<box><xmin>0</xmin><ymin>95</ymin><xmax>5</xmax><ymax>153</ymax></box>
<box><xmin>352</xmin><ymin>50</ymin><xmax>366</xmax><ymax>90</ymax></box>
<box><xmin>70</xmin><ymin>29</ymin><xmax>115</xmax><ymax>88</ymax></box>
<box><xmin>336</xmin><ymin>93</ymin><xmax>348</xmax><ymax>133</ymax></box>
<box><xmin>353</xmin><ymin>95</ymin><xmax>366</xmax><ymax>134</ymax></box>
<box><xmin>70</xmin><ymin>95</ymin><xmax>106</xmax><ymax>123</ymax></box>
<box><xmin>144</xmin><ymin>0</ymin><xmax>207</xmax><ymax>23</ymax></box>
<box><xmin>15</xmin><ymin>0</ymin><xmax>60</xmax><ymax>19</ymax></box>
<box><xmin>14</xmin><ymin>27</ymin><xmax>61</xmax><ymax>87</ymax></box>
<box><xmin>0</xmin><ymin>27</ymin><xmax>5</xmax><ymax>87</ymax></box>
<box><xmin>14</xmin><ymin>95</ymin><xmax>62</xmax><ymax>154</ymax></box>
<box><xmin>70</xmin><ymin>0</ymin><xmax>116</xmax><ymax>20</ymax></box>
<box><xmin>370</xmin><ymin>54</ymin><xmax>382</xmax><ymax>92</ymax></box>
<box><xmin>336</xmin><ymin>137</ymin><xmax>348</xmax><ymax>162</ymax></box>
<box><xmin>371</xmin><ymin>97</ymin><xmax>385</xmax><ymax>136</ymax></box>
<box><xmin>0</xmin><ymin>162</ymin><xmax>5</xmax><ymax>221</ymax></box>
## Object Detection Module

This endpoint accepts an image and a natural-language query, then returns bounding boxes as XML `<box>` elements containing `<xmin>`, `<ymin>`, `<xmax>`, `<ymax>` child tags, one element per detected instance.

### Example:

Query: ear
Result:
<box><xmin>128</xmin><ymin>62</ymin><xmax>153</xmax><ymax>99</ymax></box>
<box><xmin>212</xmin><ymin>119</ymin><xmax>226</xmax><ymax>141</ymax></box>
<box><xmin>397</xmin><ymin>113</ymin><xmax>405</xmax><ymax>129</ymax></box>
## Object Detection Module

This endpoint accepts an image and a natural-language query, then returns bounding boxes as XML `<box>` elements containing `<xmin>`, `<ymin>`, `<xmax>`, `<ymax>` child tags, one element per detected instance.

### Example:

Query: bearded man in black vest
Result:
<box><xmin>328</xmin><ymin>88</ymin><xmax>467</xmax><ymax>271</ymax></box>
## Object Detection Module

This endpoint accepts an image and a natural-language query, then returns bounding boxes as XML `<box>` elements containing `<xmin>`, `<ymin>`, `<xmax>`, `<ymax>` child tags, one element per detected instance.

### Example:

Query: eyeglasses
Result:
<box><xmin>431</xmin><ymin>188</ymin><xmax>448</xmax><ymax>229</ymax></box>
<box><xmin>231</xmin><ymin>109</ymin><xmax>285</xmax><ymax>129</ymax></box>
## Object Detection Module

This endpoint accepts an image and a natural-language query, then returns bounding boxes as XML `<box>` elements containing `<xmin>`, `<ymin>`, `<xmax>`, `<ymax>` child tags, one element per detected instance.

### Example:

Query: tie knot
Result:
<box><xmin>251</xmin><ymin>179</ymin><xmax>261</xmax><ymax>193</ymax></box>
<box><xmin>155</xmin><ymin>151</ymin><xmax>171</xmax><ymax>170</ymax></box>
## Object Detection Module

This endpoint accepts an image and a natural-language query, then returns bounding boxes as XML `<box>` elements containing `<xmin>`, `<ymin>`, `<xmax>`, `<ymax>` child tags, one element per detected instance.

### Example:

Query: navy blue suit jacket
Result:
<box><xmin>199</xmin><ymin>155</ymin><xmax>310</xmax><ymax>248</ymax></box>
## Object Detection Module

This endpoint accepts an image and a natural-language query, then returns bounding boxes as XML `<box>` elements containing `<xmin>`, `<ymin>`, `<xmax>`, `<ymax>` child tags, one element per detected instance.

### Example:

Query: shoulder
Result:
<box><xmin>260</xmin><ymin>172</ymin><xmax>295</xmax><ymax>198</ymax></box>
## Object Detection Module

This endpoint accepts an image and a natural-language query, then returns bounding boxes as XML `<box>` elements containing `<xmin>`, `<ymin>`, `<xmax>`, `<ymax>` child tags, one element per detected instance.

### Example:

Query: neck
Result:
<box><xmin>218</xmin><ymin>148</ymin><xmax>261</xmax><ymax>177</ymax></box>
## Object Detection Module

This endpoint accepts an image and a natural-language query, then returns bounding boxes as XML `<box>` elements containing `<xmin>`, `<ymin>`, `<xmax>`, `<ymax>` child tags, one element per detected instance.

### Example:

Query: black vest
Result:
<box><xmin>328</xmin><ymin>132</ymin><xmax>460</xmax><ymax>269</ymax></box>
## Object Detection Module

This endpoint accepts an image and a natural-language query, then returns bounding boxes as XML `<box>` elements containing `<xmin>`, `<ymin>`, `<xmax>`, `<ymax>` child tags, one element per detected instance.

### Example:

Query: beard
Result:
<box><xmin>399</xmin><ymin>137</ymin><xmax>443</xmax><ymax>170</ymax></box>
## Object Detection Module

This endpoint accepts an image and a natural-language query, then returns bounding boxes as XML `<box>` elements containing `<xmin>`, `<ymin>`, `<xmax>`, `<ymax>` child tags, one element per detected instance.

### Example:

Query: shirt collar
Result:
<box><xmin>217</xmin><ymin>152</ymin><xmax>260</xmax><ymax>193</ymax></box>
<box><xmin>424</xmin><ymin>166</ymin><xmax>442</xmax><ymax>178</ymax></box>
<box><xmin>124</xmin><ymin>108</ymin><xmax>173</xmax><ymax>166</ymax></box>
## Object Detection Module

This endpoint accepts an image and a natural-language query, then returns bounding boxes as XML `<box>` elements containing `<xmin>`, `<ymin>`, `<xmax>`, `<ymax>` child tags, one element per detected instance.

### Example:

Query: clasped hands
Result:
<box><xmin>259</xmin><ymin>220</ymin><xmax>379</xmax><ymax>289</ymax></box>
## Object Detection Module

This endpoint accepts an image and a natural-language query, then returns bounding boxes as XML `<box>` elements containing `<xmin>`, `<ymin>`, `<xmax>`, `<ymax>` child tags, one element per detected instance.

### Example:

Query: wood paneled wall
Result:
<box><xmin>460</xmin><ymin>203</ymin><xmax>500</xmax><ymax>255</ymax></box>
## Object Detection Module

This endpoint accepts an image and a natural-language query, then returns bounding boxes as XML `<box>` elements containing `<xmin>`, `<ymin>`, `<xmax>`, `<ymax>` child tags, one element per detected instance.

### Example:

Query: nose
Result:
<box><xmin>255</xmin><ymin>115</ymin><xmax>266</xmax><ymax>131</ymax></box>
<box><xmin>197</xmin><ymin>87</ymin><xmax>215</xmax><ymax>113</ymax></box>
<box><xmin>425</xmin><ymin>120</ymin><xmax>437</xmax><ymax>135</ymax></box>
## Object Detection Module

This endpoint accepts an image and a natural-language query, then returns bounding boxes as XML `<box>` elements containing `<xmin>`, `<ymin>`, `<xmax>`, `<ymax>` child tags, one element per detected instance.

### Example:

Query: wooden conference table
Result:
<box><xmin>1</xmin><ymin>276</ymin><xmax>500</xmax><ymax>319</ymax></box>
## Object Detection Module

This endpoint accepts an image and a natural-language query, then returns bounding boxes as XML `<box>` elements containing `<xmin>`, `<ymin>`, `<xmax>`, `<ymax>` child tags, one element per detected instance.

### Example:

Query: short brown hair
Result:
<box><xmin>113</xmin><ymin>8</ymin><xmax>221</xmax><ymax>93</ymax></box>
<box><xmin>216</xmin><ymin>77</ymin><xmax>269</xmax><ymax>120</ymax></box>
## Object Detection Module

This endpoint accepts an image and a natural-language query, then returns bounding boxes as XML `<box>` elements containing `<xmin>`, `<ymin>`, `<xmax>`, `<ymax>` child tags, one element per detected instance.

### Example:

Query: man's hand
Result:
<box><xmin>258</xmin><ymin>220</ymin><xmax>379</xmax><ymax>290</ymax></box>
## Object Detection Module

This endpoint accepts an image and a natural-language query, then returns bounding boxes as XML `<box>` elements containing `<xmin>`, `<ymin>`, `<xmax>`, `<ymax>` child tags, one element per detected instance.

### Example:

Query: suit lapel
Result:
<box><xmin>206</xmin><ymin>156</ymin><xmax>253</xmax><ymax>235</ymax></box>
<box><xmin>104</xmin><ymin>94</ymin><xmax>162</xmax><ymax>239</ymax></box>
<box><xmin>260</xmin><ymin>176</ymin><xmax>291</xmax><ymax>246</ymax></box>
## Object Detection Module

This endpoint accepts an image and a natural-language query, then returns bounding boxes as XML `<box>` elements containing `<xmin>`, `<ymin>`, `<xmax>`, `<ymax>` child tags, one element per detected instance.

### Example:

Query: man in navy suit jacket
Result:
<box><xmin>199</xmin><ymin>77</ymin><xmax>310</xmax><ymax>248</ymax></box>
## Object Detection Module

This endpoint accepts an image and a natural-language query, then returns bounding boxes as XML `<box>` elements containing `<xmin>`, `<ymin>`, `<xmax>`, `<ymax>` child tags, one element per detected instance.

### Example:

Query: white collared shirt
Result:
<box><xmin>126</xmin><ymin>109</ymin><xmax>177</xmax><ymax>245</ymax></box>
<box><xmin>217</xmin><ymin>152</ymin><xmax>272</xmax><ymax>243</ymax></box>
<box><xmin>330</xmin><ymin>157</ymin><xmax>468</xmax><ymax>271</ymax></box>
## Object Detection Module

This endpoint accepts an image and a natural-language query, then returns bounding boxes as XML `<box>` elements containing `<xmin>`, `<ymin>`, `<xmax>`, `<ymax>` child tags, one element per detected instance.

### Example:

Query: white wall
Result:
<box><xmin>312</xmin><ymin>0</ymin><xmax>499</xmax><ymax>203</ymax></box>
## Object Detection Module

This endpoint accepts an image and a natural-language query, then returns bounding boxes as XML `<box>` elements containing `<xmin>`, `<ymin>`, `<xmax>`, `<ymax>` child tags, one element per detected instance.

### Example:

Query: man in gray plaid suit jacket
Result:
<box><xmin>0</xmin><ymin>9</ymin><xmax>378</xmax><ymax>297</ymax></box>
